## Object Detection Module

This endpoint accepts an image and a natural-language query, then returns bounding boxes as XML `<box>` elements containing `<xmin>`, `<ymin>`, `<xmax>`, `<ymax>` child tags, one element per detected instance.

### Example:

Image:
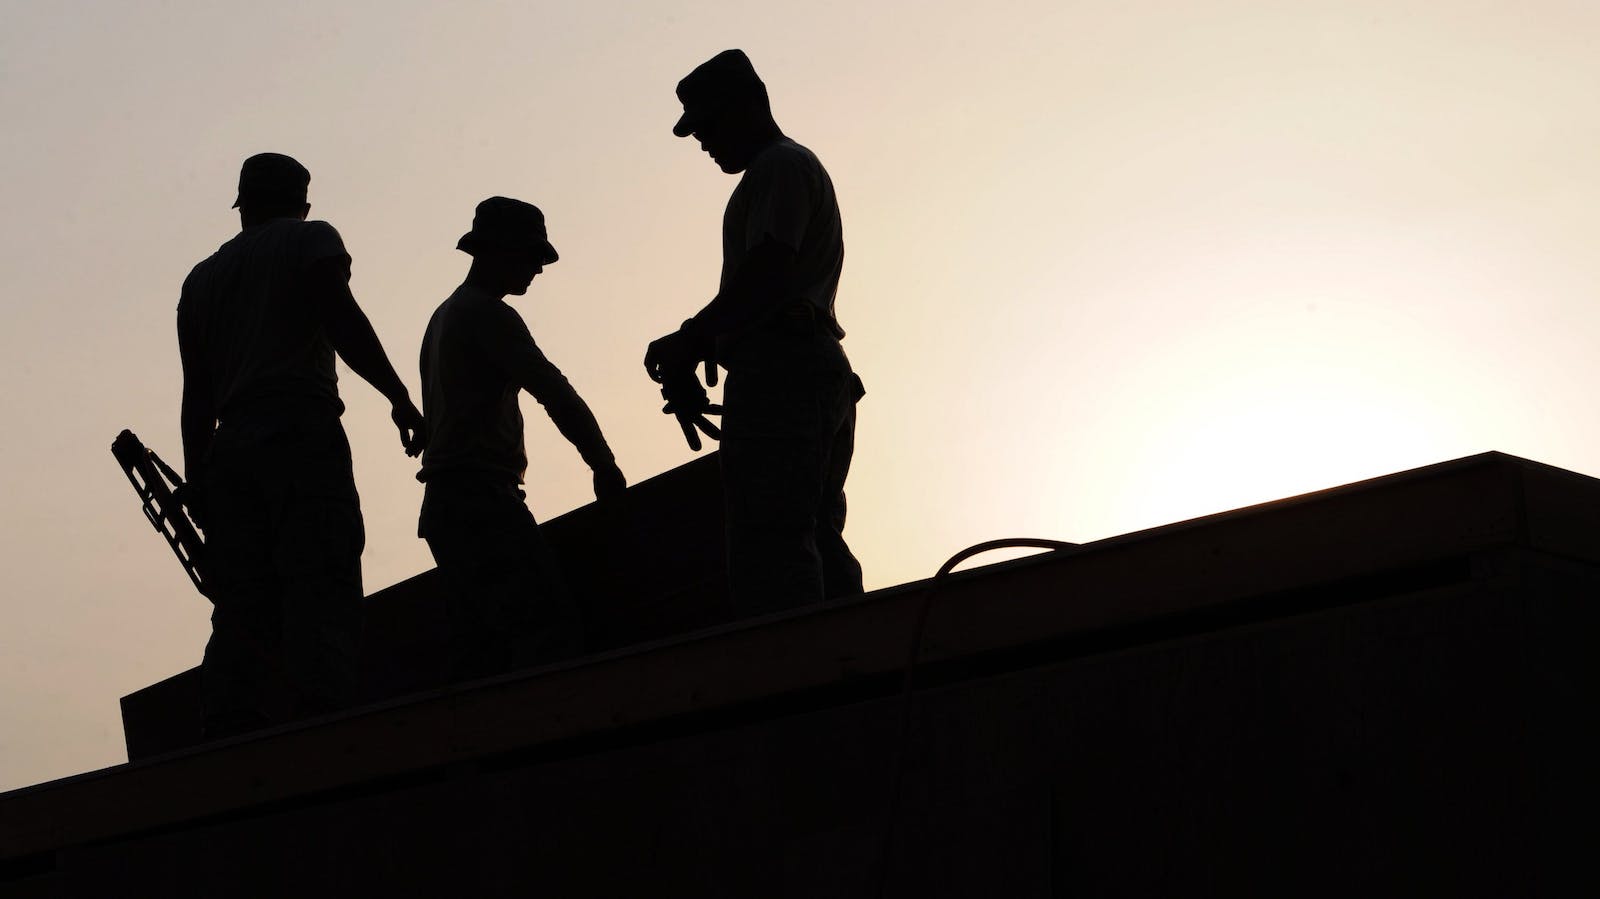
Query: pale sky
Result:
<box><xmin>3</xmin><ymin>0</ymin><xmax>1598</xmax><ymax>791</ymax></box>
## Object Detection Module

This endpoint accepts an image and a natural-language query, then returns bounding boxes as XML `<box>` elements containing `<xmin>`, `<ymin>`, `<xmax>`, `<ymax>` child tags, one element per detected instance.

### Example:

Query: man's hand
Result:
<box><xmin>174</xmin><ymin>482</ymin><xmax>209</xmax><ymax>532</ymax></box>
<box><xmin>390</xmin><ymin>399</ymin><xmax>427</xmax><ymax>457</ymax></box>
<box><xmin>644</xmin><ymin>324</ymin><xmax>716</xmax><ymax>386</ymax></box>
<box><xmin>646</xmin><ymin>323</ymin><xmax>721</xmax><ymax>449</ymax></box>
<box><xmin>643</xmin><ymin>330</ymin><xmax>692</xmax><ymax>384</ymax></box>
<box><xmin>593</xmin><ymin>462</ymin><xmax>627</xmax><ymax>502</ymax></box>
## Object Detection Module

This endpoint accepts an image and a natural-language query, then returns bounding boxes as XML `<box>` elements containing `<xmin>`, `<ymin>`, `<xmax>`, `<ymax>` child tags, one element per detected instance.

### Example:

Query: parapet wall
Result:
<box><xmin>119</xmin><ymin>453</ymin><xmax>731</xmax><ymax>759</ymax></box>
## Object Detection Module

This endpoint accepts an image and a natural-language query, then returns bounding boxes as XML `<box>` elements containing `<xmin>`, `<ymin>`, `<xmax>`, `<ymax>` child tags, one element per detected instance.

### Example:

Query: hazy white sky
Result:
<box><xmin>3</xmin><ymin>0</ymin><xmax>1599</xmax><ymax>790</ymax></box>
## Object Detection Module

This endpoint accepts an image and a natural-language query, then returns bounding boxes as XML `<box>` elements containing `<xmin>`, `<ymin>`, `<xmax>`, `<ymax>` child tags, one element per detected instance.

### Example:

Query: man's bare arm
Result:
<box><xmin>492</xmin><ymin>328</ymin><xmax>625</xmax><ymax>499</ymax></box>
<box><xmin>308</xmin><ymin>258</ymin><xmax>426</xmax><ymax>456</ymax></box>
<box><xmin>175</xmin><ymin>310</ymin><xmax>218</xmax><ymax>528</ymax></box>
<box><xmin>518</xmin><ymin>361</ymin><xmax>618</xmax><ymax>471</ymax></box>
<box><xmin>643</xmin><ymin>237</ymin><xmax>795</xmax><ymax>385</ymax></box>
<box><xmin>683</xmin><ymin>237</ymin><xmax>797</xmax><ymax>339</ymax></box>
<box><xmin>639</xmin><ymin>240</ymin><xmax>794</xmax><ymax>449</ymax></box>
<box><xmin>177</xmin><ymin>313</ymin><xmax>215</xmax><ymax>483</ymax></box>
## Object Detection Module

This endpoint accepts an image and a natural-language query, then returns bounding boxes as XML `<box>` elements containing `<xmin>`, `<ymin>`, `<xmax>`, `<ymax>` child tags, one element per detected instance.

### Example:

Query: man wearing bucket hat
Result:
<box><xmin>177</xmin><ymin>152</ymin><xmax>427</xmax><ymax>737</ymax></box>
<box><xmin>417</xmin><ymin>197</ymin><xmax>626</xmax><ymax>678</ymax></box>
<box><xmin>645</xmin><ymin>49</ymin><xmax>864</xmax><ymax>615</ymax></box>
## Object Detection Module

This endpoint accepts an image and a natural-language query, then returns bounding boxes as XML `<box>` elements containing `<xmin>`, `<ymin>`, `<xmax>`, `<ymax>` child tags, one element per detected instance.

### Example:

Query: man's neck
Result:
<box><xmin>240</xmin><ymin>214</ymin><xmax>298</xmax><ymax>230</ymax></box>
<box><xmin>741</xmin><ymin>124</ymin><xmax>785</xmax><ymax>165</ymax></box>
<box><xmin>462</xmin><ymin>273</ymin><xmax>508</xmax><ymax>303</ymax></box>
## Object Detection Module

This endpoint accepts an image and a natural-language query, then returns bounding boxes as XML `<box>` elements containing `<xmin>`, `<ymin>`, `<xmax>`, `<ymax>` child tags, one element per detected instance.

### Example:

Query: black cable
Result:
<box><xmin>874</xmin><ymin>538</ymin><xmax>1077</xmax><ymax>897</ymax></box>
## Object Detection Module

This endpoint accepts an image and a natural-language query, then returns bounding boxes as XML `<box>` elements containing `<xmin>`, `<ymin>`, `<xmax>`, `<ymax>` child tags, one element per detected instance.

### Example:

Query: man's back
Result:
<box><xmin>177</xmin><ymin>153</ymin><xmax>426</xmax><ymax>737</ymax></box>
<box><xmin>417</xmin><ymin>284</ymin><xmax>530</xmax><ymax>484</ymax></box>
<box><xmin>178</xmin><ymin>218</ymin><xmax>349</xmax><ymax>420</ymax></box>
<box><xmin>720</xmin><ymin>137</ymin><xmax>844</xmax><ymax>332</ymax></box>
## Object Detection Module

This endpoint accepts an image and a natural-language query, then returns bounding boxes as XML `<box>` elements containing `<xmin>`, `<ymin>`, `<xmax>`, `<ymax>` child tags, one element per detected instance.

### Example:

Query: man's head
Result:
<box><xmin>233</xmin><ymin>152</ymin><xmax>311</xmax><ymax>222</ymax></box>
<box><xmin>672</xmin><ymin>49</ymin><xmax>779</xmax><ymax>174</ymax></box>
<box><xmin>458</xmin><ymin>197</ymin><xmax>559</xmax><ymax>297</ymax></box>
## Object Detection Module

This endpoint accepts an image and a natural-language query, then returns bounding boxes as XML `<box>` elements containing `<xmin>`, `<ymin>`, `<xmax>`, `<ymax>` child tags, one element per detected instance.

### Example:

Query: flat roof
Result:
<box><xmin>4</xmin><ymin>450</ymin><xmax>1597</xmax><ymax>861</ymax></box>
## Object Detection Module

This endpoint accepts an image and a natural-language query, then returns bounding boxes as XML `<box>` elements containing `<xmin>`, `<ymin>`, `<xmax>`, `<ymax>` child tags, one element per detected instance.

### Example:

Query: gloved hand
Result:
<box><xmin>659</xmin><ymin>366</ymin><xmax>722</xmax><ymax>451</ymax></box>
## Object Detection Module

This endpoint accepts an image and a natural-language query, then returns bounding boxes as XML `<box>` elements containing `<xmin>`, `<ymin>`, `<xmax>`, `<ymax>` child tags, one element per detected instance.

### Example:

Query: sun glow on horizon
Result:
<box><xmin>1104</xmin><ymin>351</ymin><xmax>1474</xmax><ymax>535</ymax></box>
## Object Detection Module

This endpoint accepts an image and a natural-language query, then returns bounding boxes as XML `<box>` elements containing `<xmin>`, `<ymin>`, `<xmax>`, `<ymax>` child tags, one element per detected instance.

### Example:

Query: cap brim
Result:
<box><xmin>458</xmin><ymin>233</ymin><xmax>559</xmax><ymax>265</ymax></box>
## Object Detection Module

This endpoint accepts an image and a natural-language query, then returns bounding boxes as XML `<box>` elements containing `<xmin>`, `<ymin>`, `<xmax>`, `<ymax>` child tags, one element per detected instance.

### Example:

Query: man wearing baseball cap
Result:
<box><xmin>177</xmin><ymin>152</ymin><xmax>427</xmax><ymax>737</ymax></box>
<box><xmin>417</xmin><ymin>197</ymin><xmax>626</xmax><ymax>679</ymax></box>
<box><xmin>645</xmin><ymin>50</ymin><xmax>864</xmax><ymax>615</ymax></box>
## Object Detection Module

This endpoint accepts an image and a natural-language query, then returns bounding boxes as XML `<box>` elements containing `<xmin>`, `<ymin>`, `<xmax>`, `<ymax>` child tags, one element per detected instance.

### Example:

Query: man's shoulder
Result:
<box><xmin>293</xmin><ymin>219</ymin><xmax>349</xmax><ymax>261</ymax></box>
<box><xmin>204</xmin><ymin>219</ymin><xmax>349</xmax><ymax>264</ymax></box>
<box><xmin>751</xmin><ymin>138</ymin><xmax>822</xmax><ymax>172</ymax></box>
<box><xmin>179</xmin><ymin>240</ymin><xmax>231</xmax><ymax>304</ymax></box>
<box><xmin>438</xmin><ymin>285</ymin><xmax>524</xmax><ymax>330</ymax></box>
<box><xmin>188</xmin><ymin>228</ymin><xmax>247</xmax><ymax>271</ymax></box>
<box><xmin>246</xmin><ymin>218</ymin><xmax>349</xmax><ymax>267</ymax></box>
<box><xmin>182</xmin><ymin>253</ymin><xmax>215</xmax><ymax>288</ymax></box>
<box><xmin>742</xmin><ymin>138</ymin><xmax>829</xmax><ymax>196</ymax></box>
<box><xmin>232</xmin><ymin>216</ymin><xmax>342</xmax><ymax>243</ymax></box>
<box><xmin>296</xmin><ymin>218</ymin><xmax>344</xmax><ymax>240</ymax></box>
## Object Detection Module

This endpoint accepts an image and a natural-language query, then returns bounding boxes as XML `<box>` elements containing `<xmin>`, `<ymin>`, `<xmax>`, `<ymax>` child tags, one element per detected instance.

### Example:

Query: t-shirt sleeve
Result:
<box><xmin>739</xmin><ymin>150</ymin><xmax>815</xmax><ymax>253</ymax></box>
<box><xmin>297</xmin><ymin>221</ymin><xmax>353</xmax><ymax>276</ymax></box>
<box><xmin>176</xmin><ymin>268</ymin><xmax>196</xmax><ymax>326</ymax></box>
<box><xmin>472</xmin><ymin>303</ymin><xmax>615</xmax><ymax>468</ymax></box>
<box><xmin>473</xmin><ymin>304</ymin><xmax>579</xmax><ymax>406</ymax></box>
<box><xmin>176</xmin><ymin>262</ymin><xmax>210</xmax><ymax>345</ymax></box>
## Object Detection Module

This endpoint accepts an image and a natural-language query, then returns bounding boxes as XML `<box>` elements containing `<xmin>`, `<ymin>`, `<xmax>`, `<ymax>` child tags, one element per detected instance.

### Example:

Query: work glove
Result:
<box><xmin>659</xmin><ymin>366</ymin><xmax>722</xmax><ymax>451</ymax></box>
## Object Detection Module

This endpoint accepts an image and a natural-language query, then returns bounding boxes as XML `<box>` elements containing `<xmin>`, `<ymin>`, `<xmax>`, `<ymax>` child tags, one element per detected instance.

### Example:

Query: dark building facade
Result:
<box><xmin>2</xmin><ymin>452</ymin><xmax>1597</xmax><ymax>896</ymax></box>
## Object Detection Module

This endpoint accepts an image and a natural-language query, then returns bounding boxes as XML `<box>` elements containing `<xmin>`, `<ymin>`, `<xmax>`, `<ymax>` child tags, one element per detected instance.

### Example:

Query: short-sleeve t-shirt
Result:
<box><xmin>177</xmin><ymin>218</ymin><xmax>350</xmax><ymax>420</ymax></box>
<box><xmin>417</xmin><ymin>283</ymin><xmax>606</xmax><ymax>484</ymax></box>
<box><xmin>721</xmin><ymin>137</ymin><xmax>845</xmax><ymax>340</ymax></box>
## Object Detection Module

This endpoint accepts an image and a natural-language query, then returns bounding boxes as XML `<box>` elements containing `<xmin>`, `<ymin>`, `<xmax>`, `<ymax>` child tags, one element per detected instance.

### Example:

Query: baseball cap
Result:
<box><xmin>232</xmin><ymin>152</ymin><xmax>310</xmax><ymax>209</ymax></box>
<box><xmin>672</xmin><ymin>49</ymin><xmax>767</xmax><ymax>138</ymax></box>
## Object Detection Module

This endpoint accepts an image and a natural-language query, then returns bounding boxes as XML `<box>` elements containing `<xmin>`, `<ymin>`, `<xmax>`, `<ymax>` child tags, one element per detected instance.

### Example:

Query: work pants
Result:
<box><xmin>419</xmin><ymin>476</ymin><xmax>582</xmax><ymax>681</ymax></box>
<box><xmin>720</xmin><ymin>365</ymin><xmax>864</xmax><ymax>616</ymax></box>
<box><xmin>201</xmin><ymin>413</ymin><xmax>364</xmax><ymax>737</ymax></box>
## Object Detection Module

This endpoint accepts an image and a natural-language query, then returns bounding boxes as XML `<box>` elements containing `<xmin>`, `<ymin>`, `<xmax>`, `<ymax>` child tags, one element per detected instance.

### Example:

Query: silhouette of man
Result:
<box><xmin>177</xmin><ymin>152</ymin><xmax>426</xmax><ymax>738</ymax></box>
<box><xmin>418</xmin><ymin>197</ymin><xmax>626</xmax><ymax>679</ymax></box>
<box><xmin>646</xmin><ymin>50</ymin><xmax>864</xmax><ymax>615</ymax></box>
